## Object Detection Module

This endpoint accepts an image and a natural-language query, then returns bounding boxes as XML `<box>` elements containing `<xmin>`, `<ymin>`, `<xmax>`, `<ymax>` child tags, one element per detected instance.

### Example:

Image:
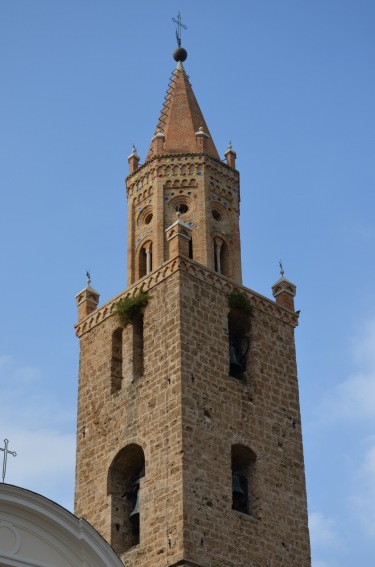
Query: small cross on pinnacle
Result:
<box><xmin>1</xmin><ymin>439</ymin><xmax>17</xmax><ymax>483</ymax></box>
<box><xmin>172</xmin><ymin>12</ymin><xmax>187</xmax><ymax>48</ymax></box>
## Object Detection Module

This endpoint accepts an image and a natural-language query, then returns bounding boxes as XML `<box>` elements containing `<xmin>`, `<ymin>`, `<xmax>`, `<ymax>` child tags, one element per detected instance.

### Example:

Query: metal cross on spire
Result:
<box><xmin>1</xmin><ymin>439</ymin><xmax>17</xmax><ymax>483</ymax></box>
<box><xmin>172</xmin><ymin>12</ymin><xmax>187</xmax><ymax>48</ymax></box>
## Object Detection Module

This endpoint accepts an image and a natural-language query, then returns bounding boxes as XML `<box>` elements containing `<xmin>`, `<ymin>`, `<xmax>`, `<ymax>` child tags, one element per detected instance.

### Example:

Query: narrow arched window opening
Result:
<box><xmin>189</xmin><ymin>236</ymin><xmax>193</xmax><ymax>259</ymax></box>
<box><xmin>139</xmin><ymin>248</ymin><xmax>147</xmax><ymax>279</ymax></box>
<box><xmin>231</xmin><ymin>444</ymin><xmax>256</xmax><ymax>516</ymax></box>
<box><xmin>228</xmin><ymin>310</ymin><xmax>250</xmax><ymax>380</ymax></box>
<box><xmin>132</xmin><ymin>313</ymin><xmax>144</xmax><ymax>380</ymax></box>
<box><xmin>214</xmin><ymin>237</ymin><xmax>229</xmax><ymax>276</ymax></box>
<box><xmin>220</xmin><ymin>240</ymin><xmax>230</xmax><ymax>276</ymax></box>
<box><xmin>108</xmin><ymin>444</ymin><xmax>145</xmax><ymax>554</ymax></box>
<box><xmin>111</xmin><ymin>328</ymin><xmax>123</xmax><ymax>393</ymax></box>
<box><xmin>139</xmin><ymin>243</ymin><xmax>152</xmax><ymax>279</ymax></box>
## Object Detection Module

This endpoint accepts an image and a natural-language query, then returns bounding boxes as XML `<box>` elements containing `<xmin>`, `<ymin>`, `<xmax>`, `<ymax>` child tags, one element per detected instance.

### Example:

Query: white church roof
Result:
<box><xmin>0</xmin><ymin>484</ymin><xmax>123</xmax><ymax>567</ymax></box>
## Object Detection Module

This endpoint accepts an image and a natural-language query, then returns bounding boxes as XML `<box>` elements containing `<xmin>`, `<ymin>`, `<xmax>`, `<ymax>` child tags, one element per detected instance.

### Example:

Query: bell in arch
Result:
<box><xmin>232</xmin><ymin>472</ymin><xmax>247</xmax><ymax>513</ymax></box>
<box><xmin>229</xmin><ymin>340</ymin><xmax>243</xmax><ymax>379</ymax></box>
<box><xmin>129</xmin><ymin>487</ymin><xmax>140</xmax><ymax>535</ymax></box>
<box><xmin>232</xmin><ymin>473</ymin><xmax>245</xmax><ymax>496</ymax></box>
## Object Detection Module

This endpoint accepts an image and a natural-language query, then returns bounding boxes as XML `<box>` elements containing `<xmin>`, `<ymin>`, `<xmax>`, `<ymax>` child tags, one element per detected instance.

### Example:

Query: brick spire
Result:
<box><xmin>146</xmin><ymin>60</ymin><xmax>220</xmax><ymax>161</ymax></box>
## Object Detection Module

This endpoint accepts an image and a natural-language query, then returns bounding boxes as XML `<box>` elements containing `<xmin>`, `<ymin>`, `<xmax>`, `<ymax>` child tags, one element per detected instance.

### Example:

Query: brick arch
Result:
<box><xmin>137</xmin><ymin>239</ymin><xmax>153</xmax><ymax>280</ymax></box>
<box><xmin>210</xmin><ymin>201</ymin><xmax>228</xmax><ymax>222</ymax></box>
<box><xmin>137</xmin><ymin>206</ymin><xmax>153</xmax><ymax>228</ymax></box>
<box><xmin>213</xmin><ymin>235</ymin><xmax>230</xmax><ymax>278</ymax></box>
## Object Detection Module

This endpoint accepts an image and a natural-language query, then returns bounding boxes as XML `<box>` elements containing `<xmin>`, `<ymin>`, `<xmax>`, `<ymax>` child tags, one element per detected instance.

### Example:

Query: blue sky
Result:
<box><xmin>1</xmin><ymin>2</ymin><xmax>374</xmax><ymax>566</ymax></box>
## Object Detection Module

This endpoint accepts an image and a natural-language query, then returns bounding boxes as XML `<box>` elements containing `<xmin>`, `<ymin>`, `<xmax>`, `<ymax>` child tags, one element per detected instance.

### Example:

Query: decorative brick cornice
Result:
<box><xmin>126</xmin><ymin>154</ymin><xmax>239</xmax><ymax>203</ymax></box>
<box><xmin>126</xmin><ymin>152</ymin><xmax>237</xmax><ymax>184</ymax></box>
<box><xmin>75</xmin><ymin>259</ymin><xmax>181</xmax><ymax>338</ymax></box>
<box><xmin>75</xmin><ymin>259</ymin><xmax>298</xmax><ymax>338</ymax></box>
<box><xmin>178</xmin><ymin>259</ymin><xmax>298</xmax><ymax>327</ymax></box>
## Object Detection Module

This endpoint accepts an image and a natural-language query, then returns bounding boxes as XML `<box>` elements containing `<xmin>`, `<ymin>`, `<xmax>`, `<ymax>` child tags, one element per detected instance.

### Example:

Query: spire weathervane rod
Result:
<box><xmin>279</xmin><ymin>260</ymin><xmax>285</xmax><ymax>277</ymax></box>
<box><xmin>172</xmin><ymin>12</ymin><xmax>187</xmax><ymax>48</ymax></box>
<box><xmin>1</xmin><ymin>439</ymin><xmax>17</xmax><ymax>483</ymax></box>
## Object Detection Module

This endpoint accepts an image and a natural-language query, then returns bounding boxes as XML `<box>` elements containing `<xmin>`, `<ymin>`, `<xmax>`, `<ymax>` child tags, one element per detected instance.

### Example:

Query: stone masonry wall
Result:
<box><xmin>75</xmin><ymin>271</ymin><xmax>186</xmax><ymax>567</ymax></box>
<box><xmin>179</xmin><ymin>270</ymin><xmax>311</xmax><ymax>567</ymax></box>
<box><xmin>75</xmin><ymin>258</ymin><xmax>310</xmax><ymax>567</ymax></box>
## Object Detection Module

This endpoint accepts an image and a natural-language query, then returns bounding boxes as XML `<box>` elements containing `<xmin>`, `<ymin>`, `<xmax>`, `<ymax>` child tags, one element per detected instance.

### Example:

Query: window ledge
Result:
<box><xmin>232</xmin><ymin>510</ymin><xmax>258</xmax><ymax>522</ymax></box>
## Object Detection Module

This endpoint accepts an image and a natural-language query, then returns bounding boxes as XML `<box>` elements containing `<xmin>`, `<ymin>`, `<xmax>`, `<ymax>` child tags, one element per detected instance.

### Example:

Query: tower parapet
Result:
<box><xmin>224</xmin><ymin>143</ymin><xmax>237</xmax><ymax>169</ymax></box>
<box><xmin>75</xmin><ymin>277</ymin><xmax>100</xmax><ymax>321</ymax></box>
<box><xmin>128</xmin><ymin>146</ymin><xmax>140</xmax><ymax>174</ymax></box>
<box><xmin>272</xmin><ymin>275</ymin><xmax>297</xmax><ymax>311</ymax></box>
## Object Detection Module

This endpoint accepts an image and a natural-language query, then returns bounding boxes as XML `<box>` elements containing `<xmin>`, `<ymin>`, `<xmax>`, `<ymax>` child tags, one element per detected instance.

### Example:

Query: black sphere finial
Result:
<box><xmin>172</xmin><ymin>13</ymin><xmax>187</xmax><ymax>62</ymax></box>
<box><xmin>173</xmin><ymin>47</ymin><xmax>188</xmax><ymax>62</ymax></box>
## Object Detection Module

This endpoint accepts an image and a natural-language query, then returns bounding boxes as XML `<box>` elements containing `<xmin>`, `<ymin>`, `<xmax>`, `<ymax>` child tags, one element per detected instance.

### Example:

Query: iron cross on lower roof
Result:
<box><xmin>172</xmin><ymin>12</ymin><xmax>187</xmax><ymax>48</ymax></box>
<box><xmin>1</xmin><ymin>439</ymin><xmax>17</xmax><ymax>483</ymax></box>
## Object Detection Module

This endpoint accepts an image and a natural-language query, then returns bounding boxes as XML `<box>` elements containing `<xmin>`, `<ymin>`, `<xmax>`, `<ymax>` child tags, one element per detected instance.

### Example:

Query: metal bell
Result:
<box><xmin>232</xmin><ymin>473</ymin><xmax>248</xmax><ymax>513</ymax></box>
<box><xmin>232</xmin><ymin>473</ymin><xmax>245</xmax><ymax>496</ymax></box>
<box><xmin>129</xmin><ymin>489</ymin><xmax>140</xmax><ymax>521</ymax></box>
<box><xmin>229</xmin><ymin>341</ymin><xmax>243</xmax><ymax>378</ymax></box>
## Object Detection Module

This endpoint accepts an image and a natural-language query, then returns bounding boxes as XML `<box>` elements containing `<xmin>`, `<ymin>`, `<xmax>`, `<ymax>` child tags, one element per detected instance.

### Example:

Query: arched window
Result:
<box><xmin>139</xmin><ymin>242</ymin><xmax>152</xmax><ymax>279</ymax></box>
<box><xmin>214</xmin><ymin>237</ymin><xmax>229</xmax><ymax>276</ymax></box>
<box><xmin>132</xmin><ymin>313</ymin><xmax>144</xmax><ymax>380</ymax></box>
<box><xmin>189</xmin><ymin>236</ymin><xmax>193</xmax><ymax>259</ymax></box>
<box><xmin>139</xmin><ymin>247</ymin><xmax>147</xmax><ymax>279</ymax></box>
<box><xmin>228</xmin><ymin>309</ymin><xmax>250</xmax><ymax>380</ymax></box>
<box><xmin>111</xmin><ymin>328</ymin><xmax>123</xmax><ymax>393</ymax></box>
<box><xmin>108</xmin><ymin>444</ymin><xmax>145</xmax><ymax>554</ymax></box>
<box><xmin>231</xmin><ymin>444</ymin><xmax>256</xmax><ymax>516</ymax></box>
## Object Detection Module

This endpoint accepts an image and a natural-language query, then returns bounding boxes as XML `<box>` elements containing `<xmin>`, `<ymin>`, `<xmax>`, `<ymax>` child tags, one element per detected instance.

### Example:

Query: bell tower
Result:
<box><xmin>126</xmin><ymin>49</ymin><xmax>242</xmax><ymax>287</ymax></box>
<box><xmin>74</xmin><ymin>29</ymin><xmax>311</xmax><ymax>567</ymax></box>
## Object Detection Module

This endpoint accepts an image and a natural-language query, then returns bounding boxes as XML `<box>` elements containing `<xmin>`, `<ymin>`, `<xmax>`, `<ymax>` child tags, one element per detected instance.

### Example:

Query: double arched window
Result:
<box><xmin>213</xmin><ymin>237</ymin><xmax>229</xmax><ymax>276</ymax></box>
<box><xmin>139</xmin><ymin>241</ymin><xmax>153</xmax><ymax>279</ymax></box>
<box><xmin>111</xmin><ymin>316</ymin><xmax>144</xmax><ymax>393</ymax></box>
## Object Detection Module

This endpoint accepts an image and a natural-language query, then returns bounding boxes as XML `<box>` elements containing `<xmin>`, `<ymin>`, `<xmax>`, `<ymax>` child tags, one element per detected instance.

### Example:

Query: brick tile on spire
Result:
<box><xmin>147</xmin><ymin>61</ymin><xmax>220</xmax><ymax>161</ymax></box>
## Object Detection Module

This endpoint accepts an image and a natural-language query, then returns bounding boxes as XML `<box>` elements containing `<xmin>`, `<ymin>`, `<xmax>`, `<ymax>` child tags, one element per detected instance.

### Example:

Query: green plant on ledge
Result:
<box><xmin>115</xmin><ymin>290</ymin><xmax>150</xmax><ymax>327</ymax></box>
<box><xmin>227</xmin><ymin>291</ymin><xmax>253</xmax><ymax>316</ymax></box>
